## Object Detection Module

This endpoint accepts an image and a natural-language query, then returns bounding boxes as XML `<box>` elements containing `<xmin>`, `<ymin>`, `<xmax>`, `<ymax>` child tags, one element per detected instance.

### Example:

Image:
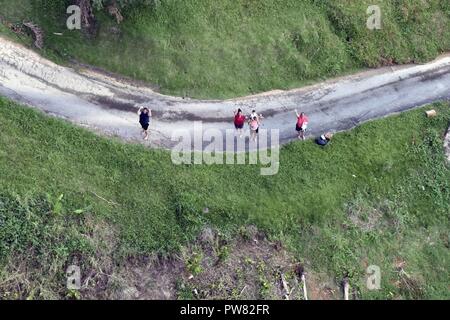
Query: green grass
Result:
<box><xmin>0</xmin><ymin>97</ymin><xmax>449</xmax><ymax>299</ymax></box>
<box><xmin>0</xmin><ymin>194</ymin><xmax>93</xmax><ymax>299</ymax></box>
<box><xmin>1</xmin><ymin>0</ymin><xmax>449</xmax><ymax>98</ymax></box>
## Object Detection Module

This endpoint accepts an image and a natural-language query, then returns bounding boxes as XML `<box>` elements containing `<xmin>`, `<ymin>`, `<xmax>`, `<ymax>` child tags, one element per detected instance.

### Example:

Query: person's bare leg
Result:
<box><xmin>301</xmin><ymin>131</ymin><xmax>305</xmax><ymax>141</ymax></box>
<box><xmin>144</xmin><ymin>130</ymin><xmax>149</xmax><ymax>140</ymax></box>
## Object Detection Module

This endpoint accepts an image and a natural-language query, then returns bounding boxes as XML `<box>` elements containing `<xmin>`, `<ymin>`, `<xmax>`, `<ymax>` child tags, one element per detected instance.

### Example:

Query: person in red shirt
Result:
<box><xmin>295</xmin><ymin>110</ymin><xmax>309</xmax><ymax>140</ymax></box>
<box><xmin>233</xmin><ymin>109</ymin><xmax>246</xmax><ymax>137</ymax></box>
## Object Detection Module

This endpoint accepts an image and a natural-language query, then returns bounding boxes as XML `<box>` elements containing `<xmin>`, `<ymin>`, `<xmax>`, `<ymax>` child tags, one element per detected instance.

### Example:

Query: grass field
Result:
<box><xmin>0</xmin><ymin>97</ymin><xmax>449</xmax><ymax>299</ymax></box>
<box><xmin>0</xmin><ymin>0</ymin><xmax>449</xmax><ymax>98</ymax></box>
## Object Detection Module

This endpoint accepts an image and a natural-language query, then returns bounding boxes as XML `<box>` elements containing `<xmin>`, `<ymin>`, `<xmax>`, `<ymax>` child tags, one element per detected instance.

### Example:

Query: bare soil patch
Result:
<box><xmin>81</xmin><ymin>225</ymin><xmax>339</xmax><ymax>300</ymax></box>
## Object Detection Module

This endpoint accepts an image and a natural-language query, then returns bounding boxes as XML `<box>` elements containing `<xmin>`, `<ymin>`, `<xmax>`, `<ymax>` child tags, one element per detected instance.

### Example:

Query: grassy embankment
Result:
<box><xmin>0</xmin><ymin>97</ymin><xmax>449</xmax><ymax>299</ymax></box>
<box><xmin>0</xmin><ymin>0</ymin><xmax>449</xmax><ymax>98</ymax></box>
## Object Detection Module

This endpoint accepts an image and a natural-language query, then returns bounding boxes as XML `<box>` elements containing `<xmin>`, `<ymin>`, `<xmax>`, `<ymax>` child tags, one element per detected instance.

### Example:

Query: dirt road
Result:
<box><xmin>1</xmin><ymin>36</ymin><xmax>449</xmax><ymax>151</ymax></box>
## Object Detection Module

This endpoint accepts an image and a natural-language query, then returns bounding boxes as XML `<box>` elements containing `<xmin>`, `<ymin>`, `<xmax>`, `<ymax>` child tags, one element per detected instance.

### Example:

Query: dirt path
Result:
<box><xmin>1</xmin><ymin>36</ymin><xmax>450</xmax><ymax>151</ymax></box>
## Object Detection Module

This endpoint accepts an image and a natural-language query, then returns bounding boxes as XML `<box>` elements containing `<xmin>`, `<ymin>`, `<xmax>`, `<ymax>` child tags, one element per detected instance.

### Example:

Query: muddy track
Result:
<box><xmin>1</xmin><ymin>36</ymin><xmax>450</xmax><ymax>151</ymax></box>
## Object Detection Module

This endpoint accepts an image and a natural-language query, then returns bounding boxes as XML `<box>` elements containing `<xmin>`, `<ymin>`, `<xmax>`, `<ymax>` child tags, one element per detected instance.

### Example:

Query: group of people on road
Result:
<box><xmin>233</xmin><ymin>109</ymin><xmax>264</xmax><ymax>141</ymax></box>
<box><xmin>234</xmin><ymin>108</ymin><xmax>309</xmax><ymax>142</ymax></box>
<box><xmin>137</xmin><ymin>104</ymin><xmax>330</xmax><ymax>146</ymax></box>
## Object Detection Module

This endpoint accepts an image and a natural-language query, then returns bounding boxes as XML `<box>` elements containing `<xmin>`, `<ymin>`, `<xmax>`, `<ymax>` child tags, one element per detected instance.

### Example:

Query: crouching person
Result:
<box><xmin>316</xmin><ymin>133</ymin><xmax>333</xmax><ymax>146</ymax></box>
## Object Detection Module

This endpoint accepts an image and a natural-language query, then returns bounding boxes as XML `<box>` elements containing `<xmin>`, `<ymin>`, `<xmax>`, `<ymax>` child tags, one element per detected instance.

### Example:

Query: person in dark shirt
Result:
<box><xmin>138</xmin><ymin>106</ymin><xmax>152</xmax><ymax>140</ymax></box>
<box><xmin>316</xmin><ymin>133</ymin><xmax>333</xmax><ymax>146</ymax></box>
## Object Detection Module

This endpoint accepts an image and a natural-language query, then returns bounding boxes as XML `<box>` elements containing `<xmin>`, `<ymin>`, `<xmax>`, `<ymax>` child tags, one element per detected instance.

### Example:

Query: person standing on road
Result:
<box><xmin>233</xmin><ymin>108</ymin><xmax>246</xmax><ymax>137</ymax></box>
<box><xmin>250</xmin><ymin>109</ymin><xmax>260</xmax><ymax>122</ymax></box>
<box><xmin>295</xmin><ymin>110</ymin><xmax>309</xmax><ymax>140</ymax></box>
<box><xmin>249</xmin><ymin>114</ymin><xmax>260</xmax><ymax>142</ymax></box>
<box><xmin>138</xmin><ymin>106</ymin><xmax>152</xmax><ymax>140</ymax></box>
